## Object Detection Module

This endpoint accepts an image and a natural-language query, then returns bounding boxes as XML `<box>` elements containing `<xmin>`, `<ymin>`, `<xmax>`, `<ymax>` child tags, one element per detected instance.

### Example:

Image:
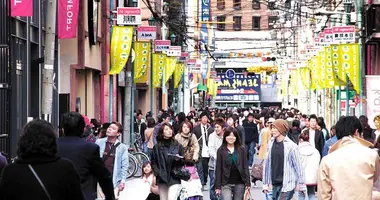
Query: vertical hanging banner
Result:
<box><xmin>152</xmin><ymin>53</ymin><xmax>165</xmax><ymax>88</ymax></box>
<box><xmin>164</xmin><ymin>57</ymin><xmax>176</xmax><ymax>84</ymax></box>
<box><xmin>341</xmin><ymin>43</ymin><xmax>360</xmax><ymax>93</ymax></box>
<box><xmin>58</xmin><ymin>0</ymin><xmax>79</xmax><ymax>38</ymax></box>
<box><xmin>324</xmin><ymin>46</ymin><xmax>335</xmax><ymax>88</ymax></box>
<box><xmin>366</xmin><ymin>75</ymin><xmax>380</xmax><ymax>128</ymax></box>
<box><xmin>174</xmin><ymin>63</ymin><xmax>185</xmax><ymax>88</ymax></box>
<box><xmin>134</xmin><ymin>41</ymin><xmax>150</xmax><ymax>83</ymax></box>
<box><xmin>109</xmin><ymin>26</ymin><xmax>133</xmax><ymax>75</ymax></box>
<box><xmin>11</xmin><ymin>0</ymin><xmax>33</xmax><ymax>16</ymax></box>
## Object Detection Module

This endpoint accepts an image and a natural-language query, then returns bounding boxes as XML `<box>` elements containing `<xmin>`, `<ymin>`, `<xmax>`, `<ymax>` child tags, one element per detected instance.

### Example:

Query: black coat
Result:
<box><xmin>215</xmin><ymin>146</ymin><xmax>251</xmax><ymax>190</ymax></box>
<box><xmin>193</xmin><ymin>124</ymin><xmax>214</xmax><ymax>148</ymax></box>
<box><xmin>57</xmin><ymin>136</ymin><xmax>114</xmax><ymax>200</ymax></box>
<box><xmin>243</xmin><ymin>122</ymin><xmax>258</xmax><ymax>144</ymax></box>
<box><xmin>303</xmin><ymin>129</ymin><xmax>325</xmax><ymax>157</ymax></box>
<box><xmin>0</xmin><ymin>156</ymin><xmax>85</xmax><ymax>200</ymax></box>
<box><xmin>151</xmin><ymin>140</ymin><xmax>184</xmax><ymax>186</ymax></box>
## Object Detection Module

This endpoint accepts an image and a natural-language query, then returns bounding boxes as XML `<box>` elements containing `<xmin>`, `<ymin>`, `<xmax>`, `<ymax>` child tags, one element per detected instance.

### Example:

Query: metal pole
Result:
<box><xmin>38</xmin><ymin>0</ymin><xmax>42</xmax><ymax>118</ymax></box>
<box><xmin>357</xmin><ymin>5</ymin><xmax>364</xmax><ymax>115</ymax></box>
<box><xmin>42</xmin><ymin>0</ymin><xmax>57</xmax><ymax>122</ymax></box>
<box><xmin>338</xmin><ymin>87</ymin><xmax>341</xmax><ymax>117</ymax></box>
<box><xmin>26</xmin><ymin>17</ymin><xmax>30</xmax><ymax>119</ymax></box>
<box><xmin>345</xmin><ymin>13</ymin><xmax>350</xmax><ymax>116</ymax></box>
<box><xmin>150</xmin><ymin>39</ymin><xmax>154</xmax><ymax>115</ymax></box>
<box><xmin>109</xmin><ymin>0</ymin><xmax>114</xmax><ymax>122</ymax></box>
<box><xmin>307</xmin><ymin>89</ymin><xmax>311</xmax><ymax>115</ymax></box>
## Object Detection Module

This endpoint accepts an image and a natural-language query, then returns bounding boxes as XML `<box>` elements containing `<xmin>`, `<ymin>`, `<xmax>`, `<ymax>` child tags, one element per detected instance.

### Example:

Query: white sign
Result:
<box><xmin>116</xmin><ymin>7</ymin><xmax>142</xmax><ymax>25</ymax></box>
<box><xmin>154</xmin><ymin>40</ymin><xmax>170</xmax><ymax>52</ymax></box>
<box><xmin>332</xmin><ymin>26</ymin><xmax>355</xmax><ymax>44</ymax></box>
<box><xmin>324</xmin><ymin>28</ymin><xmax>333</xmax><ymax>44</ymax></box>
<box><xmin>166</xmin><ymin>46</ymin><xmax>181</xmax><ymax>57</ymax></box>
<box><xmin>137</xmin><ymin>26</ymin><xmax>156</xmax><ymax>40</ymax></box>
<box><xmin>366</xmin><ymin>75</ymin><xmax>380</xmax><ymax>129</ymax></box>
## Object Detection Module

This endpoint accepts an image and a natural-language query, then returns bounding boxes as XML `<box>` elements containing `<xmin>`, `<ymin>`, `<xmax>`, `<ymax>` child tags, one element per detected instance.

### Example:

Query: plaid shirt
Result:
<box><xmin>263</xmin><ymin>136</ymin><xmax>306</xmax><ymax>192</ymax></box>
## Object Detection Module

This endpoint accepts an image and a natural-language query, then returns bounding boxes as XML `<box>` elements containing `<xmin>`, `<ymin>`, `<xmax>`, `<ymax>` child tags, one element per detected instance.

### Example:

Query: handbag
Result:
<box><xmin>183</xmin><ymin>134</ymin><xmax>195</xmax><ymax>162</ymax></box>
<box><xmin>251</xmin><ymin>160</ymin><xmax>264</xmax><ymax>181</ymax></box>
<box><xmin>28</xmin><ymin>164</ymin><xmax>52</xmax><ymax>200</ymax></box>
<box><xmin>171</xmin><ymin>166</ymin><xmax>191</xmax><ymax>181</ymax></box>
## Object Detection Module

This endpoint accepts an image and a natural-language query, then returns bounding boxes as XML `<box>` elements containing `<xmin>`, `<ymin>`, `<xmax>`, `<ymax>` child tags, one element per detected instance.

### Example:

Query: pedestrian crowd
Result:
<box><xmin>1</xmin><ymin>107</ymin><xmax>380</xmax><ymax>200</ymax></box>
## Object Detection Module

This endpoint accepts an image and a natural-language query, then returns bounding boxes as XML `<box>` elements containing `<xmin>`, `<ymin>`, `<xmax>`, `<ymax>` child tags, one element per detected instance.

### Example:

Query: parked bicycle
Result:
<box><xmin>126</xmin><ymin>142</ymin><xmax>150</xmax><ymax>178</ymax></box>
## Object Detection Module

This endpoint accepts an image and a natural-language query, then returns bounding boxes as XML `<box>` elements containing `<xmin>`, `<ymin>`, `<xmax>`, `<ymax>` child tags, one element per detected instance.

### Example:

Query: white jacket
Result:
<box><xmin>299</xmin><ymin>142</ymin><xmax>320</xmax><ymax>185</ymax></box>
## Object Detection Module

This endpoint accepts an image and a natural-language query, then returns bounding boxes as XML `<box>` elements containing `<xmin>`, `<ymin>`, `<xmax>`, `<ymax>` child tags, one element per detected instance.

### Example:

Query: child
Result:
<box><xmin>142</xmin><ymin>162</ymin><xmax>159</xmax><ymax>200</ymax></box>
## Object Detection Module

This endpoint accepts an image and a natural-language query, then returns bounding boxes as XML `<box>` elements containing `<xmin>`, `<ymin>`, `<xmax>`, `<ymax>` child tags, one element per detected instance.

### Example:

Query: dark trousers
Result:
<box><xmin>245</xmin><ymin>142</ymin><xmax>256</xmax><ymax>166</ymax></box>
<box><xmin>196</xmin><ymin>157</ymin><xmax>209</xmax><ymax>186</ymax></box>
<box><xmin>272</xmin><ymin>185</ymin><xmax>295</xmax><ymax>200</ymax></box>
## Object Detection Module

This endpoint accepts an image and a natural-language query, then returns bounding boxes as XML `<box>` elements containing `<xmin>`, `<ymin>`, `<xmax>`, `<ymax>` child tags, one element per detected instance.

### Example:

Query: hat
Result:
<box><xmin>268</xmin><ymin>118</ymin><xmax>275</xmax><ymax>123</ymax></box>
<box><xmin>272</xmin><ymin>119</ymin><xmax>289</xmax><ymax>136</ymax></box>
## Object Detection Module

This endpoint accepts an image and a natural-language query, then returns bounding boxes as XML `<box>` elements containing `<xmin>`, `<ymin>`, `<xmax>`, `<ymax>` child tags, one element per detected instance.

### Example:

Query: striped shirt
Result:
<box><xmin>263</xmin><ymin>136</ymin><xmax>306</xmax><ymax>192</ymax></box>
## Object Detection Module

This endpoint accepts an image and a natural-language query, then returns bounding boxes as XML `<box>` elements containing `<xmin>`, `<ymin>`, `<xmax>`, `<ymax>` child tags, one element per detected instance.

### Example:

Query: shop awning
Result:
<box><xmin>197</xmin><ymin>84</ymin><xmax>208</xmax><ymax>91</ymax></box>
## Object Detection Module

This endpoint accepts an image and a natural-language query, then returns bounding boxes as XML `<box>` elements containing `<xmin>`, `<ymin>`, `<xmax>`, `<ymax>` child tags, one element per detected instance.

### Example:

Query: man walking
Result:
<box><xmin>302</xmin><ymin>114</ymin><xmax>324</xmax><ymax>157</ymax></box>
<box><xmin>58</xmin><ymin>112</ymin><xmax>115</xmax><ymax>200</ymax></box>
<box><xmin>318</xmin><ymin>116</ymin><xmax>380</xmax><ymax>199</ymax></box>
<box><xmin>263</xmin><ymin>119</ymin><xmax>306</xmax><ymax>199</ymax></box>
<box><xmin>243</xmin><ymin>113</ymin><xmax>259</xmax><ymax>167</ymax></box>
<box><xmin>194</xmin><ymin>111</ymin><xmax>214</xmax><ymax>190</ymax></box>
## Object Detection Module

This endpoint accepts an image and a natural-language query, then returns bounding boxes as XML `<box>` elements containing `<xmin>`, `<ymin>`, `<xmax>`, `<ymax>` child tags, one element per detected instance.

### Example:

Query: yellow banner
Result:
<box><xmin>324</xmin><ymin>46</ymin><xmax>335</xmax><ymax>88</ymax></box>
<box><xmin>290</xmin><ymin>70</ymin><xmax>299</xmax><ymax>95</ymax></box>
<box><xmin>164</xmin><ymin>57</ymin><xmax>176</xmax><ymax>84</ymax></box>
<box><xmin>152</xmin><ymin>53</ymin><xmax>166</xmax><ymax>88</ymax></box>
<box><xmin>174</xmin><ymin>63</ymin><xmax>184</xmax><ymax>88</ymax></box>
<box><xmin>134</xmin><ymin>41</ymin><xmax>151</xmax><ymax>83</ymax></box>
<box><xmin>340</xmin><ymin>44</ymin><xmax>360</xmax><ymax>93</ymax></box>
<box><xmin>109</xmin><ymin>26</ymin><xmax>133</xmax><ymax>75</ymax></box>
<box><xmin>213</xmin><ymin>82</ymin><xmax>218</xmax><ymax>97</ymax></box>
<box><xmin>310</xmin><ymin>57</ymin><xmax>318</xmax><ymax>90</ymax></box>
<box><xmin>318</xmin><ymin>51</ymin><xmax>326</xmax><ymax>88</ymax></box>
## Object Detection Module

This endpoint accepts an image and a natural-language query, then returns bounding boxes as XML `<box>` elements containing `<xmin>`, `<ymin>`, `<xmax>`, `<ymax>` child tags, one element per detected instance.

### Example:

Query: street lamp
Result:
<box><xmin>148</xmin><ymin>16</ymin><xmax>156</xmax><ymax>26</ymax></box>
<box><xmin>355</xmin><ymin>0</ymin><xmax>364</xmax><ymax>115</ymax></box>
<box><xmin>170</xmin><ymin>34</ymin><xmax>177</xmax><ymax>45</ymax></box>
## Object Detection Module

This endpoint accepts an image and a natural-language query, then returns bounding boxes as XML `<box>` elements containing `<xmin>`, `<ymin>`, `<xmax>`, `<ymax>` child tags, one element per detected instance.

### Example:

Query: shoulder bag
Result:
<box><xmin>28</xmin><ymin>164</ymin><xmax>52</xmax><ymax>200</ymax></box>
<box><xmin>103</xmin><ymin>142</ymin><xmax>121</xmax><ymax>161</ymax></box>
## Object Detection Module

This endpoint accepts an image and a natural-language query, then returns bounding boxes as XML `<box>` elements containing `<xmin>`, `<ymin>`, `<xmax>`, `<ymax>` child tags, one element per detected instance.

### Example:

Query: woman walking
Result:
<box><xmin>151</xmin><ymin>123</ymin><xmax>184</xmax><ymax>200</ymax></box>
<box><xmin>215</xmin><ymin>127</ymin><xmax>250</xmax><ymax>200</ymax></box>
<box><xmin>298</xmin><ymin>132</ymin><xmax>320</xmax><ymax>200</ymax></box>
<box><xmin>145</xmin><ymin>117</ymin><xmax>156</xmax><ymax>159</ymax></box>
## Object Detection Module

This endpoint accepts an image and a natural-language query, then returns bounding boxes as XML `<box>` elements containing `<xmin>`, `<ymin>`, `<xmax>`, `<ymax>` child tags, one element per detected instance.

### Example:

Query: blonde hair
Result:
<box><xmin>374</xmin><ymin>115</ymin><xmax>380</xmax><ymax>124</ymax></box>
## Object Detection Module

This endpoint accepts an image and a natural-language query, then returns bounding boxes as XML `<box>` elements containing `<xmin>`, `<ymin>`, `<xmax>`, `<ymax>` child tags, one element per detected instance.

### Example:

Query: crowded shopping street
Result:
<box><xmin>1</xmin><ymin>0</ymin><xmax>380</xmax><ymax>199</ymax></box>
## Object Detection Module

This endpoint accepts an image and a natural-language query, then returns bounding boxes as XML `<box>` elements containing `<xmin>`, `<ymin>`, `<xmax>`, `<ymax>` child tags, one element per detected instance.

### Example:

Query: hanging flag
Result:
<box><xmin>318</xmin><ymin>51</ymin><xmax>326</xmax><ymax>88</ymax></box>
<box><xmin>134</xmin><ymin>41</ymin><xmax>150</xmax><ymax>83</ymax></box>
<box><xmin>152</xmin><ymin>53</ymin><xmax>165</xmax><ymax>88</ymax></box>
<box><xmin>310</xmin><ymin>57</ymin><xmax>318</xmax><ymax>90</ymax></box>
<box><xmin>109</xmin><ymin>26</ymin><xmax>133</xmax><ymax>75</ymax></box>
<box><xmin>341</xmin><ymin>43</ymin><xmax>360</xmax><ymax>93</ymax></box>
<box><xmin>324</xmin><ymin>46</ymin><xmax>334</xmax><ymax>88</ymax></box>
<box><xmin>164</xmin><ymin>57</ymin><xmax>176</xmax><ymax>84</ymax></box>
<box><xmin>213</xmin><ymin>82</ymin><xmax>218</xmax><ymax>97</ymax></box>
<box><xmin>11</xmin><ymin>0</ymin><xmax>33</xmax><ymax>16</ymax></box>
<box><xmin>174</xmin><ymin>64</ymin><xmax>182</xmax><ymax>88</ymax></box>
<box><xmin>58</xmin><ymin>0</ymin><xmax>79</xmax><ymax>38</ymax></box>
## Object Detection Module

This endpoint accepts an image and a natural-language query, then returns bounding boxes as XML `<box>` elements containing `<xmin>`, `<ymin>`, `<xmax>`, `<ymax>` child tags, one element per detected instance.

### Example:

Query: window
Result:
<box><xmin>217</xmin><ymin>16</ymin><xmax>226</xmax><ymax>31</ymax></box>
<box><xmin>233</xmin><ymin>0</ymin><xmax>241</xmax><ymax>10</ymax></box>
<box><xmin>233</xmin><ymin>16</ymin><xmax>242</xmax><ymax>31</ymax></box>
<box><xmin>217</xmin><ymin>0</ymin><xmax>225</xmax><ymax>10</ymax></box>
<box><xmin>268</xmin><ymin>16</ymin><xmax>278</xmax><ymax>29</ymax></box>
<box><xmin>252</xmin><ymin>16</ymin><xmax>261</xmax><ymax>30</ymax></box>
<box><xmin>268</xmin><ymin>1</ymin><xmax>275</xmax><ymax>10</ymax></box>
<box><xmin>252</xmin><ymin>0</ymin><xmax>260</xmax><ymax>9</ymax></box>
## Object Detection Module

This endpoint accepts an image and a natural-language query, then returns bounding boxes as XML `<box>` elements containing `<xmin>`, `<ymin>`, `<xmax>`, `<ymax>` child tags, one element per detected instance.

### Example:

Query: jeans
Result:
<box><xmin>272</xmin><ymin>185</ymin><xmax>295</xmax><ymax>200</ymax></box>
<box><xmin>245</xmin><ymin>142</ymin><xmax>256</xmax><ymax>166</ymax></box>
<box><xmin>221</xmin><ymin>184</ymin><xmax>245</xmax><ymax>200</ymax></box>
<box><xmin>196</xmin><ymin>157</ymin><xmax>209</xmax><ymax>185</ymax></box>
<box><xmin>209</xmin><ymin>170</ymin><xmax>216</xmax><ymax>200</ymax></box>
<box><xmin>298</xmin><ymin>185</ymin><xmax>316</xmax><ymax>200</ymax></box>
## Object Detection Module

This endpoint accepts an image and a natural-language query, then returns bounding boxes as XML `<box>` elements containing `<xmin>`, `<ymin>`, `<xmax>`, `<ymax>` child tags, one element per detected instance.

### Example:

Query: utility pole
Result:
<box><xmin>42</xmin><ymin>0</ymin><xmax>57</xmax><ymax>122</ymax></box>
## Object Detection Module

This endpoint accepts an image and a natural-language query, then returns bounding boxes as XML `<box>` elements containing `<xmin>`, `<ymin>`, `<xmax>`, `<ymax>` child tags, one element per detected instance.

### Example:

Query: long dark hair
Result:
<box><xmin>156</xmin><ymin>122</ymin><xmax>174</xmax><ymax>143</ymax></box>
<box><xmin>222</xmin><ymin>127</ymin><xmax>241</xmax><ymax>148</ymax></box>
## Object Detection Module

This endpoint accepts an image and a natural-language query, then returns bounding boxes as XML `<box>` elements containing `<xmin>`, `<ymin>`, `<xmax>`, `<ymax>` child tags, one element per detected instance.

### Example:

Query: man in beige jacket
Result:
<box><xmin>318</xmin><ymin>116</ymin><xmax>380</xmax><ymax>200</ymax></box>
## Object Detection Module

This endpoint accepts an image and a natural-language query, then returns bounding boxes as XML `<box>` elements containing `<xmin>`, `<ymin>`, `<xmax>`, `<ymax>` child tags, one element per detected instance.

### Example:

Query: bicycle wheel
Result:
<box><xmin>127</xmin><ymin>153</ymin><xmax>138</xmax><ymax>179</ymax></box>
<box><xmin>132</xmin><ymin>152</ymin><xmax>150</xmax><ymax>178</ymax></box>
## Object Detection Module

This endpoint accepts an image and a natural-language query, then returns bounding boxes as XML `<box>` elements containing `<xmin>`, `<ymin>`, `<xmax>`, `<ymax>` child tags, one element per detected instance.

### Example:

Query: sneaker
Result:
<box><xmin>202</xmin><ymin>185</ymin><xmax>209</xmax><ymax>191</ymax></box>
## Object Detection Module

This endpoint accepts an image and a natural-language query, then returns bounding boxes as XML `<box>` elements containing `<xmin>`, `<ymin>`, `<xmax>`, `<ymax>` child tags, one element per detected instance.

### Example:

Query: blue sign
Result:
<box><xmin>200</xmin><ymin>23</ymin><xmax>209</xmax><ymax>79</ymax></box>
<box><xmin>201</xmin><ymin>0</ymin><xmax>210</xmax><ymax>21</ymax></box>
<box><xmin>225</xmin><ymin>69</ymin><xmax>235</xmax><ymax>79</ymax></box>
<box><xmin>215</xmin><ymin>73</ymin><xmax>261</xmax><ymax>102</ymax></box>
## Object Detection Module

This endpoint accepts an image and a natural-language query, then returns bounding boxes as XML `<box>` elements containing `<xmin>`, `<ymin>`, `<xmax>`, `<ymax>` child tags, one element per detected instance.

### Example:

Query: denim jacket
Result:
<box><xmin>96</xmin><ymin>138</ymin><xmax>129</xmax><ymax>188</ymax></box>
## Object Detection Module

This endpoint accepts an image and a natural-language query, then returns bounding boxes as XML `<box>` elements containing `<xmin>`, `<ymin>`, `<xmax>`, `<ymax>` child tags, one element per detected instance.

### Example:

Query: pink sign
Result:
<box><xmin>11</xmin><ymin>0</ymin><xmax>33</xmax><ymax>16</ymax></box>
<box><xmin>366</xmin><ymin>75</ymin><xmax>380</xmax><ymax>128</ymax></box>
<box><xmin>58</xmin><ymin>0</ymin><xmax>79</xmax><ymax>39</ymax></box>
<box><xmin>137</xmin><ymin>26</ymin><xmax>156</xmax><ymax>32</ymax></box>
<box><xmin>117</xmin><ymin>7</ymin><xmax>141</xmax><ymax>15</ymax></box>
<box><xmin>333</xmin><ymin>26</ymin><xmax>355</xmax><ymax>33</ymax></box>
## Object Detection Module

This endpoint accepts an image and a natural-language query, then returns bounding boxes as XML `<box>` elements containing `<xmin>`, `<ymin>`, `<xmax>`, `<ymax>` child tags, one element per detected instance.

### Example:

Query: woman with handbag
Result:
<box><xmin>215</xmin><ymin>127</ymin><xmax>251</xmax><ymax>200</ymax></box>
<box><xmin>0</xmin><ymin>119</ymin><xmax>84</xmax><ymax>200</ymax></box>
<box><xmin>151</xmin><ymin>123</ymin><xmax>185</xmax><ymax>200</ymax></box>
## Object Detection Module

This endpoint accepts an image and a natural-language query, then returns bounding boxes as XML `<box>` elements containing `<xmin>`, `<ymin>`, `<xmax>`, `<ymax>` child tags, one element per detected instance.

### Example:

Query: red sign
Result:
<box><xmin>333</xmin><ymin>26</ymin><xmax>355</xmax><ymax>33</ymax></box>
<box><xmin>181</xmin><ymin>52</ymin><xmax>189</xmax><ymax>57</ymax></box>
<box><xmin>117</xmin><ymin>7</ymin><xmax>141</xmax><ymax>15</ymax></box>
<box><xmin>11</xmin><ymin>0</ymin><xmax>33</xmax><ymax>16</ymax></box>
<box><xmin>58</xmin><ymin>0</ymin><xmax>79</xmax><ymax>39</ymax></box>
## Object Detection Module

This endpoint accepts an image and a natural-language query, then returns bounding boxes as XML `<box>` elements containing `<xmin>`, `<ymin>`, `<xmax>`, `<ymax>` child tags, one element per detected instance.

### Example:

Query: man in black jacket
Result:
<box><xmin>302</xmin><ymin>114</ymin><xmax>325</xmax><ymax>157</ymax></box>
<box><xmin>58</xmin><ymin>112</ymin><xmax>114</xmax><ymax>200</ymax></box>
<box><xmin>243</xmin><ymin>113</ymin><xmax>258</xmax><ymax>167</ymax></box>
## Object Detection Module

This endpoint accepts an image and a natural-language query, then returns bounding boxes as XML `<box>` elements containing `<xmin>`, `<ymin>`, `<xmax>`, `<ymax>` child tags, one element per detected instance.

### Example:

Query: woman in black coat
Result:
<box><xmin>151</xmin><ymin>122</ymin><xmax>184</xmax><ymax>200</ymax></box>
<box><xmin>0</xmin><ymin>119</ymin><xmax>84</xmax><ymax>200</ymax></box>
<box><xmin>215</xmin><ymin>127</ymin><xmax>251</xmax><ymax>200</ymax></box>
